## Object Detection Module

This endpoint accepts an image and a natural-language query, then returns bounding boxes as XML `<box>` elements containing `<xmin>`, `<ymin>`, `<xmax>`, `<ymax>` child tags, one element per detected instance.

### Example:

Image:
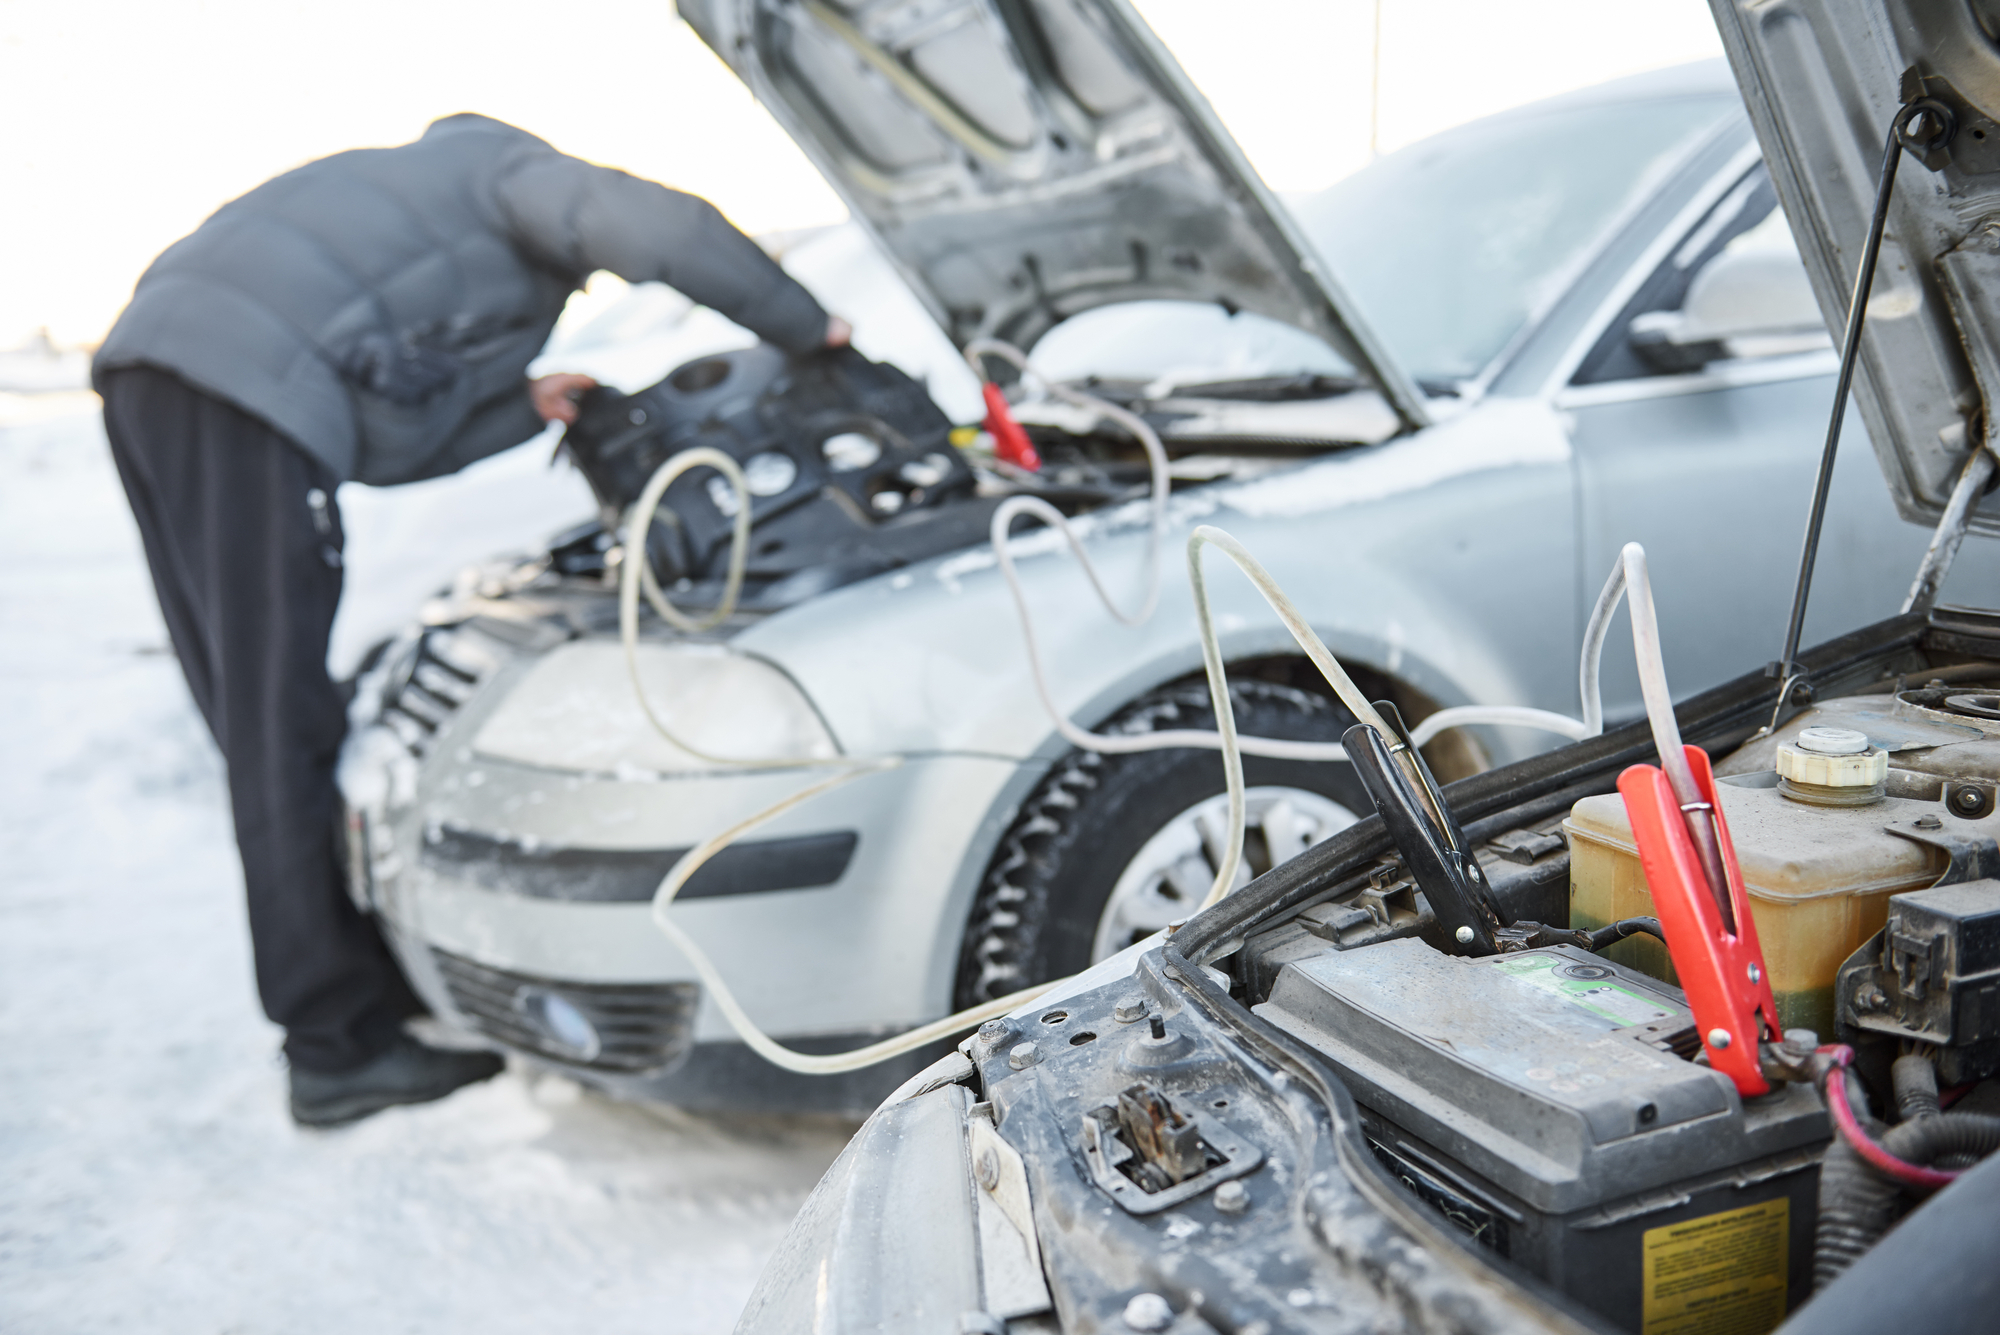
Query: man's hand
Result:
<box><xmin>530</xmin><ymin>372</ymin><xmax>598</xmax><ymax>425</ymax></box>
<box><xmin>824</xmin><ymin>316</ymin><xmax>853</xmax><ymax>348</ymax></box>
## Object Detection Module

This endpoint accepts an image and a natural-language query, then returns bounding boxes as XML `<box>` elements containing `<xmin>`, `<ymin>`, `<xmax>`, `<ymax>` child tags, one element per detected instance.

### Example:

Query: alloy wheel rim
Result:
<box><xmin>1090</xmin><ymin>786</ymin><xmax>1361</xmax><ymax>962</ymax></box>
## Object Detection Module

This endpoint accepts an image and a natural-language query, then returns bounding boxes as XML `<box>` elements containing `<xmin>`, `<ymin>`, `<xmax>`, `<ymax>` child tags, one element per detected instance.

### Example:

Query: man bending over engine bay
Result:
<box><xmin>91</xmin><ymin>113</ymin><xmax>851</xmax><ymax>1128</ymax></box>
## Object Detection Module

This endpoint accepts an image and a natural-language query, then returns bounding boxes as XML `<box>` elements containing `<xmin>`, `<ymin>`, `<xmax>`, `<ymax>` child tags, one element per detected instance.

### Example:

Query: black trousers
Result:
<box><xmin>101</xmin><ymin>366</ymin><xmax>420</xmax><ymax>1074</ymax></box>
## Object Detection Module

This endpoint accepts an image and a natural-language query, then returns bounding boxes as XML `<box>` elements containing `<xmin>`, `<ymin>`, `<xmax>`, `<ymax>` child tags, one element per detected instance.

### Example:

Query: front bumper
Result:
<box><xmin>381</xmin><ymin>921</ymin><xmax>952</xmax><ymax>1115</ymax></box>
<box><xmin>359</xmin><ymin>749</ymin><xmax>1016</xmax><ymax>1033</ymax></box>
<box><xmin>338</xmin><ymin>619</ymin><xmax>1030</xmax><ymax>1112</ymax></box>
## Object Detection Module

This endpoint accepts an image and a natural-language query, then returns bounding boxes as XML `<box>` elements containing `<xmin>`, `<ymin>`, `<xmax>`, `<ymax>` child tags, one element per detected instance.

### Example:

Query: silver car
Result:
<box><xmin>336</xmin><ymin>0</ymin><xmax>1997</xmax><ymax>1114</ymax></box>
<box><xmin>729</xmin><ymin>5</ymin><xmax>2000</xmax><ymax>1333</ymax></box>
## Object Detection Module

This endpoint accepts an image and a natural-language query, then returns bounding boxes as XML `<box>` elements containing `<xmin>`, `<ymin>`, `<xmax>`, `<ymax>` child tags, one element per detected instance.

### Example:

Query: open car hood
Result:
<box><xmin>1709</xmin><ymin>0</ymin><xmax>2000</xmax><ymax>534</ymax></box>
<box><xmin>675</xmin><ymin>0</ymin><xmax>1430</xmax><ymax>433</ymax></box>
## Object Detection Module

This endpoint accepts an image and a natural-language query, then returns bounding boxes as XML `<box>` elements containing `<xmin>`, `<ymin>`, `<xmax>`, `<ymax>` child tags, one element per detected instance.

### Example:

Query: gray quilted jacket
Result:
<box><xmin>93</xmin><ymin>114</ymin><xmax>830</xmax><ymax>485</ymax></box>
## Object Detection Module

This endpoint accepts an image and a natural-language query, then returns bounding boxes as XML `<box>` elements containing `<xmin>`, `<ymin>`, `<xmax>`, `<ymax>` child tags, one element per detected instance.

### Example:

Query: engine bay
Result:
<box><xmin>971</xmin><ymin>625</ymin><xmax>2000</xmax><ymax>1335</ymax></box>
<box><xmin>537</xmin><ymin>340</ymin><xmax>1379</xmax><ymax>617</ymax></box>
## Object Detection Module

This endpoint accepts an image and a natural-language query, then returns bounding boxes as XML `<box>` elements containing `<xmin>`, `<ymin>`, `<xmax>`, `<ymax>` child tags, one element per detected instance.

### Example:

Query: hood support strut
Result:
<box><xmin>1769</xmin><ymin>104</ymin><xmax>1930</xmax><ymax>712</ymax></box>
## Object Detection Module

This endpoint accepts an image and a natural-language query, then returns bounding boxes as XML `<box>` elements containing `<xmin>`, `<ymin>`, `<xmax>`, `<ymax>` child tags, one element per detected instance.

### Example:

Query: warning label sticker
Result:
<box><xmin>1641</xmin><ymin>1199</ymin><xmax>1789</xmax><ymax>1335</ymax></box>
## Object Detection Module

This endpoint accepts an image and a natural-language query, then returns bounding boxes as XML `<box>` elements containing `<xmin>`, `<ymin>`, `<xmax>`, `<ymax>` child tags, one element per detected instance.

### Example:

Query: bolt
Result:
<box><xmin>978</xmin><ymin>1019</ymin><xmax>1012</xmax><ymax>1044</ymax></box>
<box><xmin>1915</xmin><ymin>814</ymin><xmax>1944</xmax><ymax>830</ymax></box>
<box><xmin>1782</xmin><ymin>1028</ymin><xmax>1819</xmax><ymax>1057</ymax></box>
<box><xmin>1148</xmin><ymin>1015</ymin><xmax>1168</xmax><ymax>1041</ymax></box>
<box><xmin>1214</xmin><ymin>1180</ymin><xmax>1250</xmax><ymax>1215</ymax></box>
<box><xmin>1857</xmin><ymin>986</ymin><xmax>1888</xmax><ymax>1013</ymax></box>
<box><xmin>1708</xmin><ymin>1028</ymin><xmax>1733</xmax><ymax>1050</ymax></box>
<box><xmin>1123</xmin><ymin>1292</ymin><xmax>1175</xmax><ymax>1332</ymax></box>
<box><xmin>1008</xmin><ymin>1041</ymin><xmax>1040</xmax><ymax>1070</ymax></box>
<box><xmin>1954</xmin><ymin>788</ymin><xmax>1985</xmax><ymax>813</ymax></box>
<box><xmin>1114</xmin><ymin>997</ymin><xmax>1149</xmax><ymax>1024</ymax></box>
<box><xmin>1455</xmin><ymin>925</ymin><xmax>1476</xmax><ymax>945</ymax></box>
<box><xmin>975</xmin><ymin>1148</ymin><xmax>1000</xmax><ymax>1191</ymax></box>
<box><xmin>1747</xmin><ymin>963</ymin><xmax>1762</xmax><ymax>985</ymax></box>
<box><xmin>1167</xmin><ymin>918</ymin><xmax>1188</xmax><ymax>936</ymax></box>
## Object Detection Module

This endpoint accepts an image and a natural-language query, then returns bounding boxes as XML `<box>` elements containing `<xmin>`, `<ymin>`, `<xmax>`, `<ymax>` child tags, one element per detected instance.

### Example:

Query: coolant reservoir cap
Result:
<box><xmin>1776</xmin><ymin>727</ymin><xmax>1887</xmax><ymax>790</ymax></box>
<box><xmin>1796</xmin><ymin>727</ymin><xmax>1869</xmax><ymax>754</ymax></box>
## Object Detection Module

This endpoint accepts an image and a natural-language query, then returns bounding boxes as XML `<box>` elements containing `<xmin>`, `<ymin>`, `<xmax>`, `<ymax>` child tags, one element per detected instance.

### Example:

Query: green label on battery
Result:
<box><xmin>1489</xmin><ymin>953</ymin><xmax>1682</xmax><ymax>1028</ymax></box>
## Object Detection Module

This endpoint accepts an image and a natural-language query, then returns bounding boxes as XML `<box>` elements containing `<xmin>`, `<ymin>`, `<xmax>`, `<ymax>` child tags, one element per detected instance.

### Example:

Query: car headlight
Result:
<box><xmin>469</xmin><ymin>640</ymin><xmax>838</xmax><ymax>774</ymax></box>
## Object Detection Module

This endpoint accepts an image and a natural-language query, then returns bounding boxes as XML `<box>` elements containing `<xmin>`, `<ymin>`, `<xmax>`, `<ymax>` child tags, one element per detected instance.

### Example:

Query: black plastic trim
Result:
<box><xmin>420</xmin><ymin>826</ymin><xmax>860</xmax><ymax>902</ymax></box>
<box><xmin>431</xmin><ymin>948</ymin><xmax>700</xmax><ymax>1075</ymax></box>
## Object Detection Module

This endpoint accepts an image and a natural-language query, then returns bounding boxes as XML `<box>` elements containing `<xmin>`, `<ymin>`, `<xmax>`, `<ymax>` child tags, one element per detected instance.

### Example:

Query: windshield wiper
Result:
<box><xmin>1152</xmin><ymin>372</ymin><xmax>1361</xmax><ymax>402</ymax></box>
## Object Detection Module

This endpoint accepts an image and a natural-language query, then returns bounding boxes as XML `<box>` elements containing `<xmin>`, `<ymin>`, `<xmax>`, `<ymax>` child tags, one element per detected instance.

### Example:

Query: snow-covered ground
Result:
<box><xmin>0</xmin><ymin>398</ymin><xmax>854</xmax><ymax>1333</ymax></box>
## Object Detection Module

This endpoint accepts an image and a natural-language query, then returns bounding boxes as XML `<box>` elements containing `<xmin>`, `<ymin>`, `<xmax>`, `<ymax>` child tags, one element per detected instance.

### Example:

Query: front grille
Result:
<box><xmin>377</xmin><ymin>628</ymin><xmax>494</xmax><ymax>756</ymax></box>
<box><xmin>432</xmin><ymin>948</ymin><xmax>699</xmax><ymax>1075</ymax></box>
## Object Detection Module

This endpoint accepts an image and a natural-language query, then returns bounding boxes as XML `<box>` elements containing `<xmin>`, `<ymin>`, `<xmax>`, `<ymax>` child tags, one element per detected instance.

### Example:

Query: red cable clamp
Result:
<box><xmin>1618</xmin><ymin>745</ymin><xmax>1783</xmax><ymax>1096</ymax></box>
<box><xmin>981</xmin><ymin>382</ymin><xmax>1041</xmax><ymax>472</ymax></box>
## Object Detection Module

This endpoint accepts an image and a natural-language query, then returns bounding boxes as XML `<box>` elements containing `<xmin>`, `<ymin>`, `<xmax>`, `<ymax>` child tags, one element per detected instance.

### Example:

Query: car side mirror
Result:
<box><xmin>1627</xmin><ymin>222</ymin><xmax>1829</xmax><ymax>373</ymax></box>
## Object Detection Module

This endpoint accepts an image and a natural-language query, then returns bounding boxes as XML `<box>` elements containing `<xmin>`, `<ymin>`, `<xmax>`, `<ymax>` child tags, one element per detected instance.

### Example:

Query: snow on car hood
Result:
<box><xmin>673</xmin><ymin>0</ymin><xmax>1430</xmax><ymax>434</ymax></box>
<box><xmin>1709</xmin><ymin>0</ymin><xmax>2000</xmax><ymax>535</ymax></box>
<box><xmin>925</xmin><ymin>398</ymin><xmax>1568</xmax><ymax>594</ymax></box>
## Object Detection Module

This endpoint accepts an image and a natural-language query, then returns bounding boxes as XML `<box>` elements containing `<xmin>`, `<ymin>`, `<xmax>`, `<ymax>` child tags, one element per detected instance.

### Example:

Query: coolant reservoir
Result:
<box><xmin>1566</xmin><ymin>747</ymin><xmax>1943</xmax><ymax>1034</ymax></box>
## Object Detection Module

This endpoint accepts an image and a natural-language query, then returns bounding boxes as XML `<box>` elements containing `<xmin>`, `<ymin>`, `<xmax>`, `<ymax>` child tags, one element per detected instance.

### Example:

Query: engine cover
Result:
<box><xmin>561</xmin><ymin>344</ymin><xmax>977</xmax><ymax>590</ymax></box>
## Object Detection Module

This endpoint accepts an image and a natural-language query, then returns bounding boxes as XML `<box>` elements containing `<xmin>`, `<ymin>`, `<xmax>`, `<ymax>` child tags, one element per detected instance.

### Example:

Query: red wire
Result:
<box><xmin>1818</xmin><ymin>1045</ymin><xmax>1960</xmax><ymax>1190</ymax></box>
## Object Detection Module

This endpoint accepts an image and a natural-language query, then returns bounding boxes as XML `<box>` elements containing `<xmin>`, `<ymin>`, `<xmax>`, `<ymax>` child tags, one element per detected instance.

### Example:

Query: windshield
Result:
<box><xmin>1032</xmin><ymin>92</ymin><xmax>1734</xmax><ymax>392</ymax></box>
<box><xmin>1299</xmin><ymin>93</ymin><xmax>1736</xmax><ymax>385</ymax></box>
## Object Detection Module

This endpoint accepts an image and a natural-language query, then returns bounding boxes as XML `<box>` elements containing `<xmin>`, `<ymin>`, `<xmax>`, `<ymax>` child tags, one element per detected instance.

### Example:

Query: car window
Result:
<box><xmin>1571</xmin><ymin>164</ymin><xmax>1832</xmax><ymax>385</ymax></box>
<box><xmin>1295</xmin><ymin>94</ymin><xmax>1737</xmax><ymax>388</ymax></box>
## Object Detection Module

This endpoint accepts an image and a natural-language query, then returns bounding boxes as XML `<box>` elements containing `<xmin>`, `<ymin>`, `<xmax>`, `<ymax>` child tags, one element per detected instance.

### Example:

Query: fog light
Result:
<box><xmin>514</xmin><ymin>987</ymin><xmax>602</xmax><ymax>1062</ymax></box>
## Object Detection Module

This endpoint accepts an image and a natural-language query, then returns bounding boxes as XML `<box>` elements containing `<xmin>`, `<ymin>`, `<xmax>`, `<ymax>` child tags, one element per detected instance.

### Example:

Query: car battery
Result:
<box><xmin>1255</xmin><ymin>938</ymin><xmax>1827</xmax><ymax>1335</ymax></box>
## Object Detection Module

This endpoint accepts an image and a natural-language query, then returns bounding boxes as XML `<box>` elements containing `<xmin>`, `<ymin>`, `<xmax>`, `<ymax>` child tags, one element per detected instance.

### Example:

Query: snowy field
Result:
<box><xmin>0</xmin><ymin>397</ymin><xmax>855</xmax><ymax>1334</ymax></box>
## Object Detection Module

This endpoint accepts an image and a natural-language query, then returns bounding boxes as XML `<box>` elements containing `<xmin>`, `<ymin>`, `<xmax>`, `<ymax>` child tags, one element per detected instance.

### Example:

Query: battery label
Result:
<box><xmin>1641</xmin><ymin>1199</ymin><xmax>1789</xmax><ymax>1335</ymax></box>
<box><xmin>1489</xmin><ymin>953</ymin><xmax>1681</xmax><ymax>1028</ymax></box>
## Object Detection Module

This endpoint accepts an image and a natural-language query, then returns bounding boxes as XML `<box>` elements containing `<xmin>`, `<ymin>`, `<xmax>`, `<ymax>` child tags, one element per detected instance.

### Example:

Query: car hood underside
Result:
<box><xmin>674</xmin><ymin>0</ymin><xmax>1430</xmax><ymax>432</ymax></box>
<box><xmin>1709</xmin><ymin>0</ymin><xmax>2000</xmax><ymax>534</ymax></box>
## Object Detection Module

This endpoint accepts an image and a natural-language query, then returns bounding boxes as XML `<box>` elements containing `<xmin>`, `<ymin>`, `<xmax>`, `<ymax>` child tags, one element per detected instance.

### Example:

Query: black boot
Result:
<box><xmin>290</xmin><ymin>1035</ymin><xmax>505</xmax><ymax>1128</ymax></box>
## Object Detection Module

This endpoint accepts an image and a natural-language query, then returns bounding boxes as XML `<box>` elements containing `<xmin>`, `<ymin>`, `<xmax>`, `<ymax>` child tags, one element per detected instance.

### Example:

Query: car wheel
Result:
<box><xmin>953</xmin><ymin>679</ymin><xmax>1367</xmax><ymax>1008</ymax></box>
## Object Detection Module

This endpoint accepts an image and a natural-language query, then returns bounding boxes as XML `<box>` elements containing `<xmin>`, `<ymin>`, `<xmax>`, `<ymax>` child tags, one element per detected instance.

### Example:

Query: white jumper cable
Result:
<box><xmin>632</xmin><ymin>518</ymin><xmax>1421</xmax><ymax>1074</ymax></box>
<box><xmin>966</xmin><ymin>339</ymin><xmax>1607</xmax><ymax>756</ymax></box>
<box><xmin>615</xmin><ymin>354</ymin><xmax>1641</xmax><ymax>1074</ymax></box>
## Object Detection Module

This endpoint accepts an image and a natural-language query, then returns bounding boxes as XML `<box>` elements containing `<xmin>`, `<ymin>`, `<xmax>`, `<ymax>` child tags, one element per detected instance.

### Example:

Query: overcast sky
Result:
<box><xmin>0</xmin><ymin>1</ymin><xmax>1724</xmax><ymax>348</ymax></box>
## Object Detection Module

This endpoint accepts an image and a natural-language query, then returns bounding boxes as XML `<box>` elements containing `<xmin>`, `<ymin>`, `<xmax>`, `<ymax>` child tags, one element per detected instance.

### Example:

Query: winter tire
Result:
<box><xmin>953</xmin><ymin>678</ymin><xmax>1367</xmax><ymax>1008</ymax></box>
